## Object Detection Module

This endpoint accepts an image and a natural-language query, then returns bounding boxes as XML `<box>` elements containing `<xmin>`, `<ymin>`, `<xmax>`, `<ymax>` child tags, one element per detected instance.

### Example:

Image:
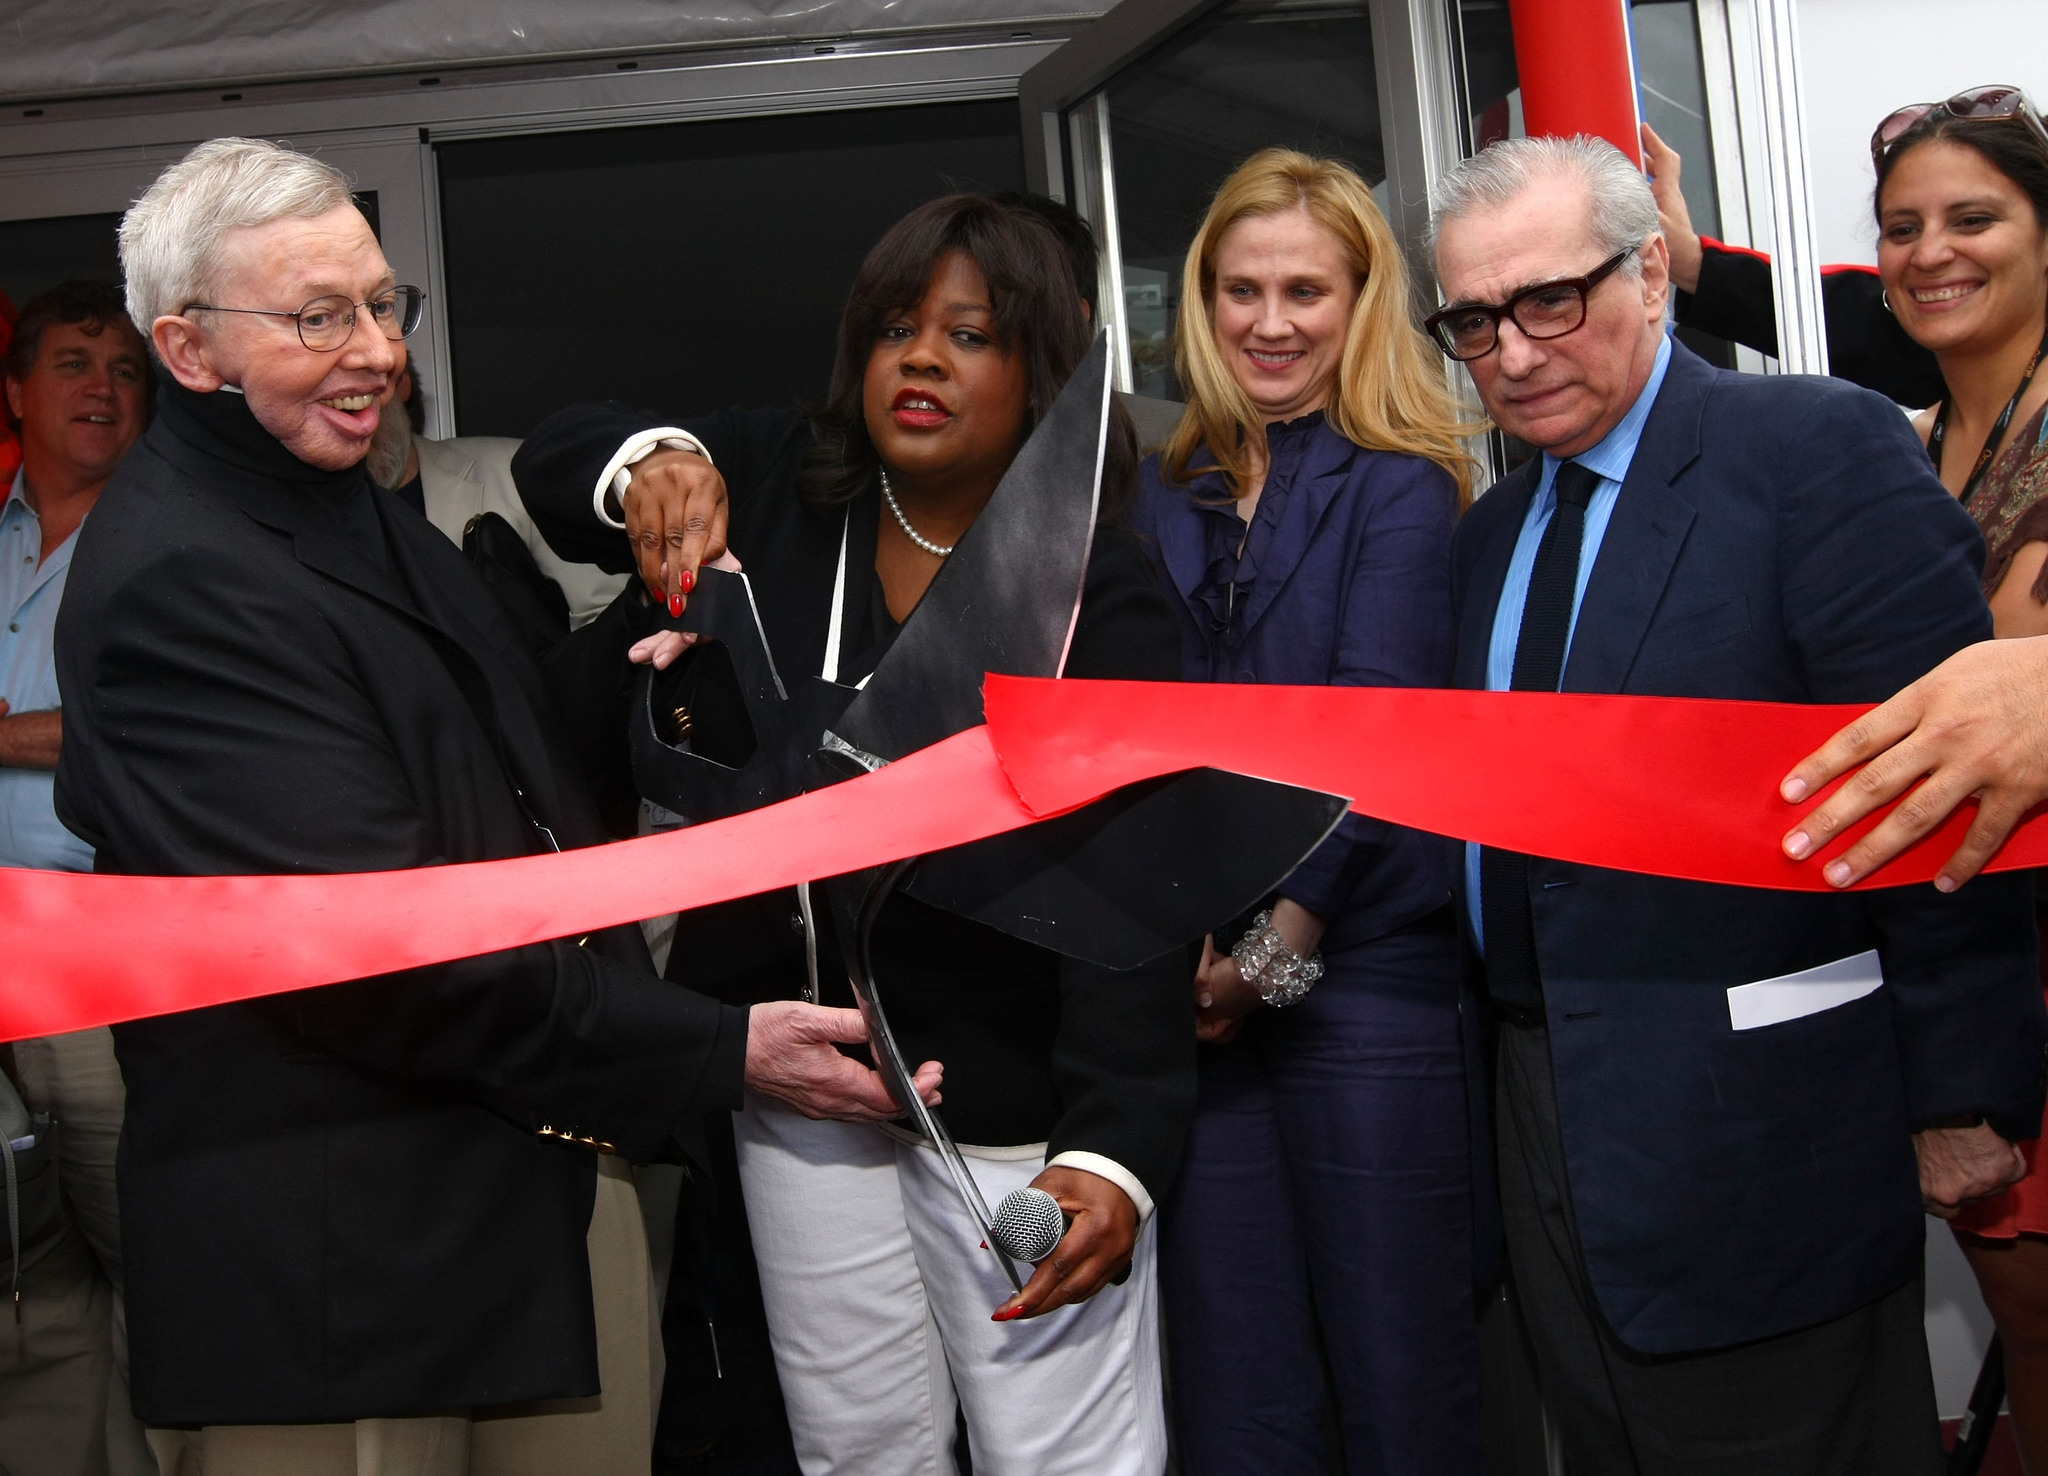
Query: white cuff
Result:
<box><xmin>1044</xmin><ymin>1150</ymin><xmax>1155</xmax><ymax>1223</ymax></box>
<box><xmin>592</xmin><ymin>427</ymin><xmax>713</xmax><ymax>530</ymax></box>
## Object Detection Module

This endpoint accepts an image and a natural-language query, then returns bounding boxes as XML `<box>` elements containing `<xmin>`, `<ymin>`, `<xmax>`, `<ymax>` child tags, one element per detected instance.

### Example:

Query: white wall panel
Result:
<box><xmin>1797</xmin><ymin>0</ymin><xmax>2047</xmax><ymax>267</ymax></box>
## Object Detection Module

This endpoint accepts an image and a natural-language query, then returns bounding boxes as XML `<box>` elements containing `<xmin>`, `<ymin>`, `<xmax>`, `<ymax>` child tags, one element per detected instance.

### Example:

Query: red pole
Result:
<box><xmin>1505</xmin><ymin>0</ymin><xmax>1642</xmax><ymax>165</ymax></box>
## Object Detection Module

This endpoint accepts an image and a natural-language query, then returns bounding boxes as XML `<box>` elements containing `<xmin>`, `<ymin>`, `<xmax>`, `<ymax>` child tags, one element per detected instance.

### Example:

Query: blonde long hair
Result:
<box><xmin>1162</xmin><ymin>148</ymin><xmax>1479</xmax><ymax>502</ymax></box>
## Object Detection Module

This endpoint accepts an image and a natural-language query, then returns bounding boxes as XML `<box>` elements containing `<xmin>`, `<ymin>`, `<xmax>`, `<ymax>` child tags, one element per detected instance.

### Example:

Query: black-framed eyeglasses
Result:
<box><xmin>184</xmin><ymin>285</ymin><xmax>426</xmax><ymax>351</ymax></box>
<box><xmin>1423</xmin><ymin>248</ymin><xmax>1638</xmax><ymax>362</ymax></box>
<box><xmin>1871</xmin><ymin>84</ymin><xmax>2048</xmax><ymax>166</ymax></box>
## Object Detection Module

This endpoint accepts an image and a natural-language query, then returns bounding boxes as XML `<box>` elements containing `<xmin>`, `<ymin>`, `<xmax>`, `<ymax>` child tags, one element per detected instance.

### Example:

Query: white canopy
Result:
<box><xmin>1</xmin><ymin>0</ymin><xmax>1101</xmax><ymax>103</ymax></box>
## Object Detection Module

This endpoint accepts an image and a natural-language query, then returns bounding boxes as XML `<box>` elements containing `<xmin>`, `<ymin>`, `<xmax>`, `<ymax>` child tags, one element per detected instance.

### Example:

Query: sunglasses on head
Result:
<box><xmin>1871</xmin><ymin>84</ymin><xmax>2048</xmax><ymax>166</ymax></box>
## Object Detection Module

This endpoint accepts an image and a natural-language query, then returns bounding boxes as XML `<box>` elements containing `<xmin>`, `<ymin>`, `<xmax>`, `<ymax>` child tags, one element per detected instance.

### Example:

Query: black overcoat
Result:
<box><xmin>53</xmin><ymin>374</ymin><xmax>748</xmax><ymax>1425</ymax></box>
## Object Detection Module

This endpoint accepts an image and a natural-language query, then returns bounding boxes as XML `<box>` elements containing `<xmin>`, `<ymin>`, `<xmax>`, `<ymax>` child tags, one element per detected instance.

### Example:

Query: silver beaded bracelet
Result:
<box><xmin>1231</xmin><ymin>909</ymin><xmax>1324</xmax><ymax>1008</ymax></box>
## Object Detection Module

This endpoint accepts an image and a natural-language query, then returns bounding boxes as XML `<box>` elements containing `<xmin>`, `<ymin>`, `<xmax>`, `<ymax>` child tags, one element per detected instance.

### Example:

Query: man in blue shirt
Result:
<box><xmin>1</xmin><ymin>278</ymin><xmax>151</xmax><ymax>1476</ymax></box>
<box><xmin>1430</xmin><ymin>136</ymin><xmax>2045</xmax><ymax>1473</ymax></box>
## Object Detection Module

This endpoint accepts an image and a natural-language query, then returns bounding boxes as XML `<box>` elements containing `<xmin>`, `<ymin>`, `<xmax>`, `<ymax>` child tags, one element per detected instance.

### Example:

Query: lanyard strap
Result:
<box><xmin>796</xmin><ymin>510</ymin><xmax>855</xmax><ymax>1004</ymax></box>
<box><xmin>820</xmin><ymin>511</ymin><xmax>850</xmax><ymax>684</ymax></box>
<box><xmin>1932</xmin><ymin>320</ymin><xmax>2048</xmax><ymax>505</ymax></box>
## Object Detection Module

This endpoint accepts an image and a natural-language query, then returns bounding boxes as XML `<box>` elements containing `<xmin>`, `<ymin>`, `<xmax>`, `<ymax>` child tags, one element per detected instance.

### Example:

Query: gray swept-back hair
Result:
<box><xmin>1428</xmin><ymin>134</ymin><xmax>1661</xmax><ymax>281</ymax></box>
<box><xmin>120</xmin><ymin>137</ymin><xmax>357</xmax><ymax>336</ymax></box>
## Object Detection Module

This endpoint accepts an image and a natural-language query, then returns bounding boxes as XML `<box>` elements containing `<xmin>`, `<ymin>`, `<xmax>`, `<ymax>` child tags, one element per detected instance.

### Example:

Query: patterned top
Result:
<box><xmin>1964</xmin><ymin>399</ymin><xmax>2048</xmax><ymax>602</ymax></box>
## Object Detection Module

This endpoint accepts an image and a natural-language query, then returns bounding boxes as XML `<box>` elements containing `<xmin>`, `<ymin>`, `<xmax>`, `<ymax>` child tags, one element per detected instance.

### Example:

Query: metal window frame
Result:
<box><xmin>0</xmin><ymin>30</ymin><xmax>1072</xmax><ymax>436</ymax></box>
<box><xmin>1019</xmin><ymin>0</ymin><xmax>1232</xmax><ymax>202</ymax></box>
<box><xmin>1691</xmin><ymin>0</ymin><xmax>1827</xmax><ymax>376</ymax></box>
<box><xmin>1063</xmin><ymin>94</ymin><xmax>1137</xmax><ymax>392</ymax></box>
<box><xmin>1373</xmin><ymin>0</ymin><xmax>1471</xmax><ymax>304</ymax></box>
<box><xmin>1016</xmin><ymin>0</ymin><xmax>1231</xmax><ymax>395</ymax></box>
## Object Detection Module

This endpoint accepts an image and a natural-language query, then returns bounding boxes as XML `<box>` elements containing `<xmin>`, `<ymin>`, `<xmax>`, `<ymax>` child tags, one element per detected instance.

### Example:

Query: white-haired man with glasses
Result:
<box><xmin>1431</xmin><ymin>134</ymin><xmax>2046</xmax><ymax>1472</ymax></box>
<box><xmin>50</xmin><ymin>136</ymin><xmax>933</xmax><ymax>1476</ymax></box>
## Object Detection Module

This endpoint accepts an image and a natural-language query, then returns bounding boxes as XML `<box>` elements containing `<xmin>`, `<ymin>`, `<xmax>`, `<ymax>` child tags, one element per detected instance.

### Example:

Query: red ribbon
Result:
<box><xmin>982</xmin><ymin>678</ymin><xmax>2048</xmax><ymax>887</ymax></box>
<box><xmin>5</xmin><ymin>678</ymin><xmax>2042</xmax><ymax>1043</ymax></box>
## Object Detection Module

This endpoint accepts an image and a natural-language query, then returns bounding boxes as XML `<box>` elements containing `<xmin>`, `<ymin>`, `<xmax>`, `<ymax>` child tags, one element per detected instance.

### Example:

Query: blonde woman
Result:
<box><xmin>1130</xmin><ymin>148</ymin><xmax>1481</xmax><ymax>1474</ymax></box>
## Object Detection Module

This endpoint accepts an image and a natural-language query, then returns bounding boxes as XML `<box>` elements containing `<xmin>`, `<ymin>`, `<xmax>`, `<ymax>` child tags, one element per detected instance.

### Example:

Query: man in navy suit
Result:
<box><xmin>1429</xmin><ymin>134</ymin><xmax>2047</xmax><ymax>1472</ymax></box>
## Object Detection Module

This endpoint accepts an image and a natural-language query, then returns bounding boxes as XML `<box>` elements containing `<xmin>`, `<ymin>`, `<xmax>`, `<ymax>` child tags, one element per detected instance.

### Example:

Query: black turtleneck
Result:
<box><xmin>152</xmin><ymin>366</ymin><xmax>394</xmax><ymax>576</ymax></box>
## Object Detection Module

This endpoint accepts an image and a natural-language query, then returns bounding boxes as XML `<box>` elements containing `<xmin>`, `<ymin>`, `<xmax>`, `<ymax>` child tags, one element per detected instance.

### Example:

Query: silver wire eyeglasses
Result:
<box><xmin>184</xmin><ymin>285</ymin><xmax>426</xmax><ymax>351</ymax></box>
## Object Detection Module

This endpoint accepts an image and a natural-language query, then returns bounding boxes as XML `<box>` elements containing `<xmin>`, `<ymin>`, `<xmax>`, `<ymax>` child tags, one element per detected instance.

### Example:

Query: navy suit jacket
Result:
<box><xmin>1454</xmin><ymin>341</ymin><xmax>2047</xmax><ymax>1355</ymax></box>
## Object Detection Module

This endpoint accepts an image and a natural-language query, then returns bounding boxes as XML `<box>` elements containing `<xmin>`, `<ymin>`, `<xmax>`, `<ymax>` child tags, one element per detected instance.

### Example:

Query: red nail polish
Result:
<box><xmin>679</xmin><ymin>568</ymin><xmax>697</xmax><ymax>594</ymax></box>
<box><xmin>992</xmin><ymin>1306</ymin><xmax>1022</xmax><ymax>1322</ymax></box>
<box><xmin>668</xmin><ymin>592</ymin><xmax>684</xmax><ymax>617</ymax></box>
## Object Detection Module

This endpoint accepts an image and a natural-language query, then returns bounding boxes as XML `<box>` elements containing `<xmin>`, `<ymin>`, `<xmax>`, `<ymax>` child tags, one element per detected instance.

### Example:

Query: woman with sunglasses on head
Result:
<box><xmin>1873</xmin><ymin>84</ymin><xmax>2048</xmax><ymax>1471</ymax></box>
<box><xmin>1126</xmin><ymin>148</ymin><xmax>1482</xmax><ymax>1475</ymax></box>
<box><xmin>514</xmin><ymin>194</ymin><xmax>1189</xmax><ymax>1476</ymax></box>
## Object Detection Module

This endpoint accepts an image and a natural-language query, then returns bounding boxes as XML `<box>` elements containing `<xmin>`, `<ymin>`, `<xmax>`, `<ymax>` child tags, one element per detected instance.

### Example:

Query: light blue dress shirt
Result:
<box><xmin>0</xmin><ymin>470</ymin><xmax>95</xmax><ymax>872</ymax></box>
<box><xmin>1464</xmin><ymin>335</ymin><xmax>1673</xmax><ymax>948</ymax></box>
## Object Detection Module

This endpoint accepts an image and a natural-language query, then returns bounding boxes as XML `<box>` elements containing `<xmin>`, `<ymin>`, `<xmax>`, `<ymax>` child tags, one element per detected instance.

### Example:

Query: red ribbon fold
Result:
<box><xmin>4</xmin><ymin>679</ymin><xmax>2040</xmax><ymax>1043</ymax></box>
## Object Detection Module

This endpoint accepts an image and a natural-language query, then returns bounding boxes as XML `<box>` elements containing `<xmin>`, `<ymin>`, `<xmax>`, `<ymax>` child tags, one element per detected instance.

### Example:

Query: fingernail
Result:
<box><xmin>679</xmin><ymin>568</ymin><xmax>696</xmax><ymax>594</ymax></box>
<box><xmin>1784</xmin><ymin>831</ymin><xmax>1811</xmax><ymax>859</ymax></box>
<box><xmin>668</xmin><ymin>592</ymin><xmax>684</xmax><ymax>617</ymax></box>
<box><xmin>1824</xmin><ymin>860</ymin><xmax>1853</xmax><ymax>888</ymax></box>
<box><xmin>992</xmin><ymin>1306</ymin><xmax>1023</xmax><ymax>1323</ymax></box>
<box><xmin>1783</xmin><ymin>777</ymin><xmax>1809</xmax><ymax>802</ymax></box>
<box><xmin>1935</xmin><ymin>874</ymin><xmax>1958</xmax><ymax>893</ymax></box>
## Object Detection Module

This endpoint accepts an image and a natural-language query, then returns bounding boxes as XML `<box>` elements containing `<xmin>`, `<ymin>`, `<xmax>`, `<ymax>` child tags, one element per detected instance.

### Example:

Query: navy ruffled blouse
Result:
<box><xmin>1129</xmin><ymin>412</ymin><xmax>1460</xmax><ymax>950</ymax></box>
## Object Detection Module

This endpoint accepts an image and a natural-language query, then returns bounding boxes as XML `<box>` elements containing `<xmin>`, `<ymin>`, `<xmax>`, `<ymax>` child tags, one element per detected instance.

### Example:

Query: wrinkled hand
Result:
<box><xmin>993</xmin><ymin>1167</ymin><xmax>1138</xmax><ymax>1321</ymax></box>
<box><xmin>744</xmin><ymin>1001</ymin><xmax>941</xmax><ymax>1122</ymax></box>
<box><xmin>1194</xmin><ymin>934</ymin><xmax>1262</xmax><ymax>1044</ymax></box>
<box><xmin>1780</xmin><ymin>637</ymin><xmax>2048</xmax><ymax>889</ymax></box>
<box><xmin>1640</xmin><ymin>123</ymin><xmax>1703</xmax><ymax>295</ymax></box>
<box><xmin>1916</xmin><ymin>1123</ymin><xmax>2028</xmax><ymax>1218</ymax></box>
<box><xmin>619</xmin><ymin>448</ymin><xmax>730</xmax><ymax>615</ymax></box>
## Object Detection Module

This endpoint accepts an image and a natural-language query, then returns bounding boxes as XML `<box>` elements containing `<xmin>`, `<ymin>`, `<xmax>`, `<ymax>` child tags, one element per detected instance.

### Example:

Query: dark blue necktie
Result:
<box><xmin>1481</xmin><ymin>461</ymin><xmax>1601</xmax><ymax>1012</ymax></box>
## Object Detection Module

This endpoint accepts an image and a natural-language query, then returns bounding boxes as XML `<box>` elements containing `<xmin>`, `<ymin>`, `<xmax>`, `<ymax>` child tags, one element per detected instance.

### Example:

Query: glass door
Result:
<box><xmin>1090</xmin><ymin>1</ymin><xmax>1384</xmax><ymax>400</ymax></box>
<box><xmin>1021</xmin><ymin>0</ymin><xmax>1502</xmax><ymax>417</ymax></box>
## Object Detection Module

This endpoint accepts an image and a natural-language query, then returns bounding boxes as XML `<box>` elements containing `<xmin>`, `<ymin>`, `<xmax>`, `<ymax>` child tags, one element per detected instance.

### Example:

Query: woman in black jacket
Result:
<box><xmin>515</xmin><ymin>195</ymin><xmax>1189</xmax><ymax>1476</ymax></box>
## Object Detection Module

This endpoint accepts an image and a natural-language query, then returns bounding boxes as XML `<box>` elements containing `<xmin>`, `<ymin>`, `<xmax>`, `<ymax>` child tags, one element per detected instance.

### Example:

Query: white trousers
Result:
<box><xmin>732</xmin><ymin>1094</ymin><xmax>1166</xmax><ymax>1476</ymax></box>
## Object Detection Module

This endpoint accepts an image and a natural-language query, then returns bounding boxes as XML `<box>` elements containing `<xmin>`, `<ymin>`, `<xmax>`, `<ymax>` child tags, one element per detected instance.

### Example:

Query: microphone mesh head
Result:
<box><xmin>989</xmin><ymin>1187</ymin><xmax>1066</xmax><ymax>1264</ymax></box>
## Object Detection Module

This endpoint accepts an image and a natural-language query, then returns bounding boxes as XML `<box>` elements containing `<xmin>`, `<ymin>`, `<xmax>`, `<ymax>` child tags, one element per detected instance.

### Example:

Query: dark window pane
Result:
<box><xmin>1099</xmin><ymin>0</ymin><xmax>1383</xmax><ymax>400</ymax></box>
<box><xmin>1630</xmin><ymin>0</ymin><xmax>1735</xmax><ymax>368</ymax></box>
<box><xmin>436</xmin><ymin>101</ymin><xmax>1024</xmax><ymax>438</ymax></box>
<box><xmin>0</xmin><ymin>193</ymin><xmax>377</xmax><ymax>321</ymax></box>
<box><xmin>1460</xmin><ymin>0</ymin><xmax>1519</xmax><ymax>147</ymax></box>
<box><xmin>0</xmin><ymin>212</ymin><xmax>121</xmax><ymax>313</ymax></box>
<box><xmin>1630</xmin><ymin>0</ymin><xmax>1720</xmax><ymax>238</ymax></box>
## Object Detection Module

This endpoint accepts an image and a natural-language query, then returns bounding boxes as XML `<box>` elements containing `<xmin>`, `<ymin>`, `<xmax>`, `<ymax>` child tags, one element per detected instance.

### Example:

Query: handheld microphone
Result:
<box><xmin>988</xmin><ymin>1186</ymin><xmax>1068</xmax><ymax>1265</ymax></box>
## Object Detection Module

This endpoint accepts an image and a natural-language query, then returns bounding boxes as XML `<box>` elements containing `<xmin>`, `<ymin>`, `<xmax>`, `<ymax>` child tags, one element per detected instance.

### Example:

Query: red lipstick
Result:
<box><xmin>891</xmin><ymin>386</ymin><xmax>950</xmax><ymax>430</ymax></box>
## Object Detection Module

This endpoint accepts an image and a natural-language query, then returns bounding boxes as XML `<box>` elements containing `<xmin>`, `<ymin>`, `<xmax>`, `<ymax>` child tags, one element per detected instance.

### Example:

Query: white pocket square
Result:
<box><xmin>1726</xmin><ymin>950</ymin><xmax>1883</xmax><ymax>1032</ymax></box>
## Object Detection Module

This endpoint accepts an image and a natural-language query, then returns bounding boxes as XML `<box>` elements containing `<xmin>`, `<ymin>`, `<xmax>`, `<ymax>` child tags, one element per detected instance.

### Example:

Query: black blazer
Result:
<box><xmin>1676</xmin><ymin>237</ymin><xmax>1945</xmax><ymax>408</ymax></box>
<box><xmin>1453</xmin><ymin>342</ymin><xmax>2047</xmax><ymax>1355</ymax></box>
<box><xmin>53</xmin><ymin>377</ymin><xmax>749</xmax><ymax>1425</ymax></box>
<box><xmin>515</xmin><ymin>402</ymin><xmax>1198</xmax><ymax>1199</ymax></box>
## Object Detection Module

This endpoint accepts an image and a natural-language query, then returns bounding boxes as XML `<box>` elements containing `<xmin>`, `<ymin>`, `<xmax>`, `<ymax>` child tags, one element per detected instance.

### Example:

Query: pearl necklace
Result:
<box><xmin>878</xmin><ymin>468</ymin><xmax>954</xmax><ymax>558</ymax></box>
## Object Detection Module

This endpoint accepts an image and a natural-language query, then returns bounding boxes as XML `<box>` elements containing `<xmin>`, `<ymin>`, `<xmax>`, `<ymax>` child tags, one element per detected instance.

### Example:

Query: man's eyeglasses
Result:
<box><xmin>1871</xmin><ymin>85</ymin><xmax>2048</xmax><ymax>166</ymax></box>
<box><xmin>1423</xmin><ymin>247</ymin><xmax>1638</xmax><ymax>363</ymax></box>
<box><xmin>184</xmin><ymin>285</ymin><xmax>426</xmax><ymax>351</ymax></box>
